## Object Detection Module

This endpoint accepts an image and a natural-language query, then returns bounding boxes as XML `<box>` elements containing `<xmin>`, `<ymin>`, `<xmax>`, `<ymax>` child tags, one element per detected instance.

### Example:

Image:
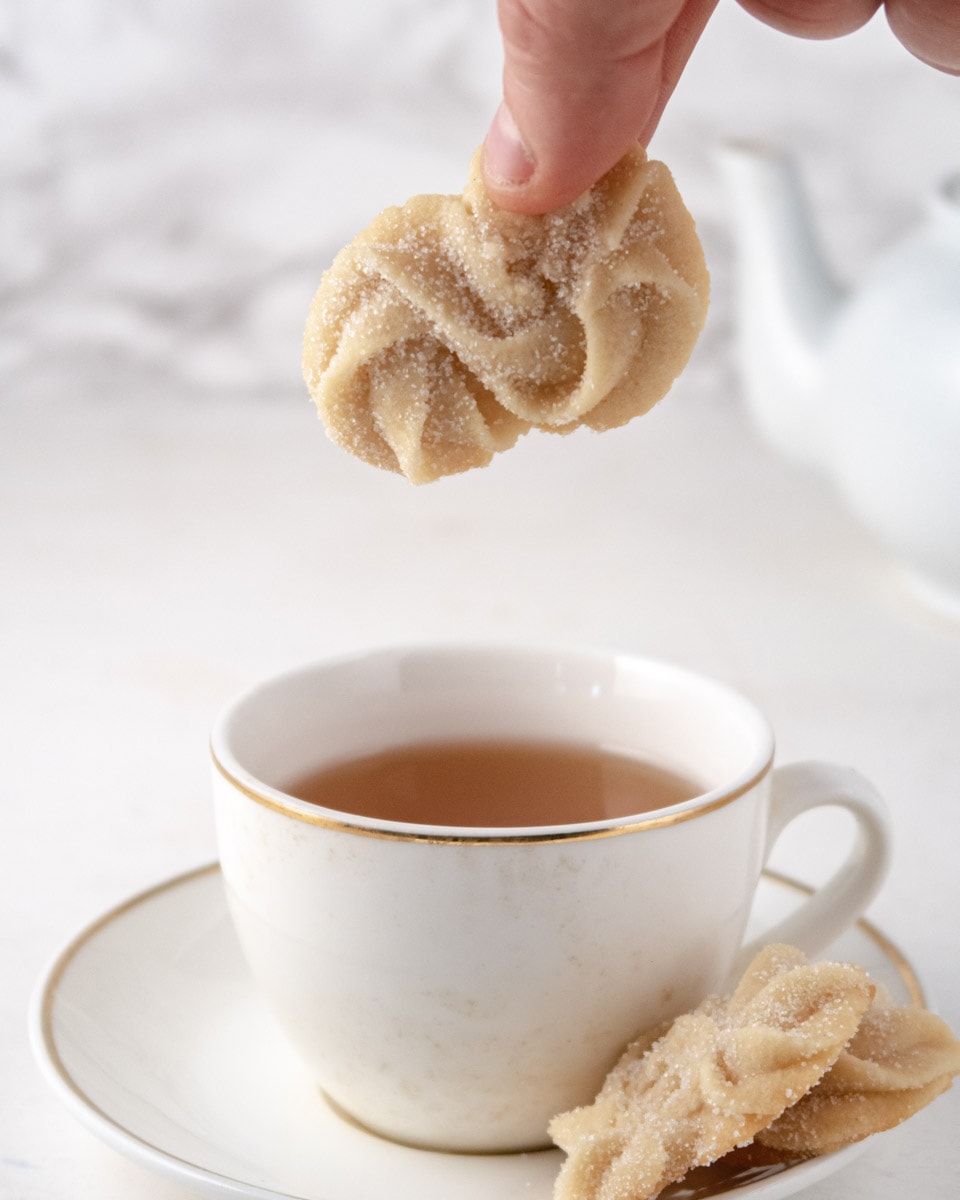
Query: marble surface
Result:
<box><xmin>3</xmin><ymin>2</ymin><xmax>959</xmax><ymax>1198</ymax></box>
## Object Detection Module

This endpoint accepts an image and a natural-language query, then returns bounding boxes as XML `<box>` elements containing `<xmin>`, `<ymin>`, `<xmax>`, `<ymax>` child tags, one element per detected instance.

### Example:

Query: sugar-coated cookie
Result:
<box><xmin>549</xmin><ymin>945</ymin><xmax>873</xmax><ymax>1200</ymax></box>
<box><xmin>303</xmin><ymin>147</ymin><xmax>709</xmax><ymax>483</ymax></box>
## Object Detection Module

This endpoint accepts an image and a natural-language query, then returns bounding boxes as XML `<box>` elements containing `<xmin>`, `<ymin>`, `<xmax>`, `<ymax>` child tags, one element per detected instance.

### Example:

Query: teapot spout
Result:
<box><xmin>719</xmin><ymin>141</ymin><xmax>844</xmax><ymax>467</ymax></box>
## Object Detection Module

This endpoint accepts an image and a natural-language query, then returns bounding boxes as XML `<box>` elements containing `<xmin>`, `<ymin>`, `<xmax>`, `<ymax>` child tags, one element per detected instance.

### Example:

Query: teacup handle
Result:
<box><xmin>734</xmin><ymin>762</ymin><xmax>892</xmax><ymax>974</ymax></box>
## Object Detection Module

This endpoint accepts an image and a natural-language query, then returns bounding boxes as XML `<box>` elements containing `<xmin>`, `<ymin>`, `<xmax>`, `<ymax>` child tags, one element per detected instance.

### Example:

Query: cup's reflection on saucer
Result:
<box><xmin>210</xmin><ymin>644</ymin><xmax>891</xmax><ymax>1153</ymax></box>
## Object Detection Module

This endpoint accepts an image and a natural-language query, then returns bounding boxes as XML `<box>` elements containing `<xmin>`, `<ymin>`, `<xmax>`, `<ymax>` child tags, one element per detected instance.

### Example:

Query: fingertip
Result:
<box><xmin>480</xmin><ymin>104</ymin><xmax>573</xmax><ymax>215</ymax></box>
<box><xmin>479</xmin><ymin>159</ymin><xmax>600</xmax><ymax>215</ymax></box>
<box><xmin>482</xmin><ymin>103</ymin><xmax>536</xmax><ymax>189</ymax></box>
<box><xmin>885</xmin><ymin>0</ymin><xmax>960</xmax><ymax>73</ymax></box>
<box><xmin>481</xmin><ymin>106</ymin><xmax>629</xmax><ymax>215</ymax></box>
<box><xmin>736</xmin><ymin>0</ymin><xmax>881</xmax><ymax>38</ymax></box>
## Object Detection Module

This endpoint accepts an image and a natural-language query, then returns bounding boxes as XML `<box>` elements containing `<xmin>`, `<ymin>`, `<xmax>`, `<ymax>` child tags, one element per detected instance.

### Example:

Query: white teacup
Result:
<box><xmin>211</xmin><ymin>645</ymin><xmax>891</xmax><ymax>1153</ymax></box>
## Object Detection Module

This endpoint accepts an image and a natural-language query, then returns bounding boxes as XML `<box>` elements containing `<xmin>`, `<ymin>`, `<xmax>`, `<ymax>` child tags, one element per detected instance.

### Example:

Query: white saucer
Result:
<box><xmin>30</xmin><ymin>864</ymin><xmax>924</xmax><ymax>1200</ymax></box>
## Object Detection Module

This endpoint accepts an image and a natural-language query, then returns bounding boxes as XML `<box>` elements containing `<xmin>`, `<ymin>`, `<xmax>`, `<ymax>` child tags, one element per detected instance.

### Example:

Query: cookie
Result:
<box><xmin>303</xmin><ymin>147</ymin><xmax>709</xmax><ymax>482</ymax></box>
<box><xmin>549</xmin><ymin>945</ymin><xmax>873</xmax><ymax>1200</ymax></box>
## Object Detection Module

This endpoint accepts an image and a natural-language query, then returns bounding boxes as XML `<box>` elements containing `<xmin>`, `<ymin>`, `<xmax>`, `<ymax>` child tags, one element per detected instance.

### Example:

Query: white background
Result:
<box><xmin>2</xmin><ymin>2</ymin><xmax>959</xmax><ymax>1197</ymax></box>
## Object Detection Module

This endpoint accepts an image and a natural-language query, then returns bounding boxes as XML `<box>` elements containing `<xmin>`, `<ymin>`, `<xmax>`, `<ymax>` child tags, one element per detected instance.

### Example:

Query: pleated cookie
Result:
<box><xmin>303</xmin><ymin>146</ymin><xmax>709</xmax><ymax>482</ymax></box>
<box><xmin>549</xmin><ymin>945</ymin><xmax>874</xmax><ymax>1200</ymax></box>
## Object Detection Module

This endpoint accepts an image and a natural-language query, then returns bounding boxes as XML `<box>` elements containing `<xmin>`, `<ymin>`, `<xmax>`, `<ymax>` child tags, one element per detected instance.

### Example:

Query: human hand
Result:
<box><xmin>482</xmin><ymin>0</ymin><xmax>960</xmax><ymax>215</ymax></box>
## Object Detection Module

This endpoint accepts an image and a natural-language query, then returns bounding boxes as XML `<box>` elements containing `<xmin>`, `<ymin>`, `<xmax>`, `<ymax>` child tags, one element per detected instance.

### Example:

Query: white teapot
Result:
<box><xmin>720</xmin><ymin>140</ymin><xmax>960</xmax><ymax>616</ymax></box>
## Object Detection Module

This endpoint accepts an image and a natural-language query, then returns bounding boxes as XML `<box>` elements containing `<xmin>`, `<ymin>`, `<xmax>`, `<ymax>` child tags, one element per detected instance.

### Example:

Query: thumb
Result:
<box><xmin>482</xmin><ymin>0</ymin><xmax>716</xmax><ymax>214</ymax></box>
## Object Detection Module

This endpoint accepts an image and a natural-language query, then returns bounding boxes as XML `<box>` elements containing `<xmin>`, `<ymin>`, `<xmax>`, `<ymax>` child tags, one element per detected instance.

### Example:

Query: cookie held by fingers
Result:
<box><xmin>302</xmin><ymin>146</ymin><xmax>709</xmax><ymax>483</ymax></box>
